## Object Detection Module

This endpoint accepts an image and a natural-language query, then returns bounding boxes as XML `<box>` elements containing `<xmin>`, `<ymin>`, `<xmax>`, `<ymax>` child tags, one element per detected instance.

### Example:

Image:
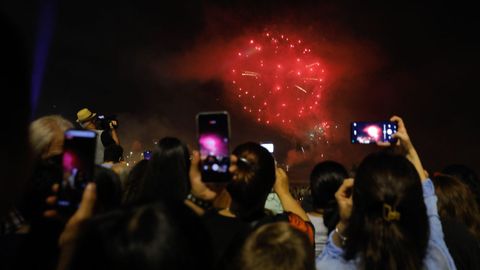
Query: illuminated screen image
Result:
<box><xmin>351</xmin><ymin>122</ymin><xmax>397</xmax><ymax>144</ymax></box>
<box><xmin>197</xmin><ymin>112</ymin><xmax>230</xmax><ymax>182</ymax></box>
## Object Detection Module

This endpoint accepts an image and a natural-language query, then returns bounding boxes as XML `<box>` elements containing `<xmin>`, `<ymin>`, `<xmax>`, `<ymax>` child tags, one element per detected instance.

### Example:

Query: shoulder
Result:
<box><xmin>274</xmin><ymin>211</ymin><xmax>315</xmax><ymax>244</ymax></box>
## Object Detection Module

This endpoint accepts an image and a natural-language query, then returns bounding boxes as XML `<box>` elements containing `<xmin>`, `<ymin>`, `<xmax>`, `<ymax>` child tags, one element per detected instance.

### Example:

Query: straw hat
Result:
<box><xmin>76</xmin><ymin>108</ymin><xmax>96</xmax><ymax>123</ymax></box>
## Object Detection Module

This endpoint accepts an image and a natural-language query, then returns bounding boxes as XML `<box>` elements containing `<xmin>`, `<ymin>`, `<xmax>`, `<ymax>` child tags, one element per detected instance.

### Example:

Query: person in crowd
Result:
<box><xmin>76</xmin><ymin>108</ymin><xmax>120</xmax><ymax>164</ymax></box>
<box><xmin>102</xmin><ymin>144</ymin><xmax>129</xmax><ymax>185</ymax></box>
<box><xmin>432</xmin><ymin>173</ymin><xmax>480</xmax><ymax>269</ymax></box>
<box><xmin>122</xmin><ymin>159</ymin><xmax>149</xmax><ymax>205</ymax></box>
<box><xmin>138</xmin><ymin>137</ymin><xmax>191</xmax><ymax>204</ymax></box>
<box><xmin>17</xmin><ymin>115</ymin><xmax>73</xmax><ymax>230</ymax></box>
<box><xmin>57</xmin><ymin>185</ymin><xmax>213</xmax><ymax>270</ymax></box>
<box><xmin>93</xmin><ymin>166</ymin><xmax>122</xmax><ymax>214</ymax></box>
<box><xmin>307</xmin><ymin>160</ymin><xmax>348</xmax><ymax>257</ymax></box>
<box><xmin>188</xmin><ymin>142</ymin><xmax>313</xmax><ymax>268</ymax></box>
<box><xmin>2</xmin><ymin>115</ymin><xmax>74</xmax><ymax>270</ymax></box>
<box><xmin>441</xmin><ymin>164</ymin><xmax>480</xmax><ymax>207</ymax></box>
<box><xmin>103</xmin><ymin>144</ymin><xmax>124</xmax><ymax>164</ymax></box>
<box><xmin>317</xmin><ymin>116</ymin><xmax>456</xmax><ymax>269</ymax></box>
<box><xmin>232</xmin><ymin>222</ymin><xmax>315</xmax><ymax>270</ymax></box>
<box><xmin>433</xmin><ymin>174</ymin><xmax>480</xmax><ymax>240</ymax></box>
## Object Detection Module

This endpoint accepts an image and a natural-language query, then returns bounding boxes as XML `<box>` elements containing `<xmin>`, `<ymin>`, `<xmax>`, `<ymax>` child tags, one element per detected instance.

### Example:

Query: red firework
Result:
<box><xmin>227</xmin><ymin>29</ymin><xmax>327</xmax><ymax>133</ymax></box>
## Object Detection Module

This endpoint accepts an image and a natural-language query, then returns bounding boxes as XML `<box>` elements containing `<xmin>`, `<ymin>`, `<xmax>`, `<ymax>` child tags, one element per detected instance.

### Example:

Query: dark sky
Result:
<box><xmin>3</xmin><ymin>1</ymin><xmax>479</xmax><ymax>182</ymax></box>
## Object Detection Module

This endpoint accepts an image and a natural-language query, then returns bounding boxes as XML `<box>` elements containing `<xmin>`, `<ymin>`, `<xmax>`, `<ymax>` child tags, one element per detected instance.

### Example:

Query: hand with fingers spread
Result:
<box><xmin>377</xmin><ymin>115</ymin><xmax>427</xmax><ymax>181</ymax></box>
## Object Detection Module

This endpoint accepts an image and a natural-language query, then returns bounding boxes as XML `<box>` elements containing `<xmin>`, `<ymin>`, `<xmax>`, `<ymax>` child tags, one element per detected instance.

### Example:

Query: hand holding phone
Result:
<box><xmin>351</xmin><ymin>121</ymin><xmax>398</xmax><ymax>144</ymax></box>
<box><xmin>196</xmin><ymin>111</ymin><xmax>231</xmax><ymax>183</ymax></box>
<box><xmin>57</xmin><ymin>129</ymin><xmax>97</xmax><ymax>215</ymax></box>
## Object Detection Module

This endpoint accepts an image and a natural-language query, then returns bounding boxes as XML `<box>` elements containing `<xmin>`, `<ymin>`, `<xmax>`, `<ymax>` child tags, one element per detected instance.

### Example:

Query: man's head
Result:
<box><xmin>76</xmin><ymin>108</ymin><xmax>97</xmax><ymax>130</ymax></box>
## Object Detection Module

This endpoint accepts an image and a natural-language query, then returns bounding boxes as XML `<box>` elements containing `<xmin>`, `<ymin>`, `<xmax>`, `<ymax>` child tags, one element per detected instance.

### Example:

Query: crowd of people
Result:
<box><xmin>2</xmin><ymin>16</ymin><xmax>480</xmax><ymax>270</ymax></box>
<box><xmin>2</xmin><ymin>105</ymin><xmax>479</xmax><ymax>270</ymax></box>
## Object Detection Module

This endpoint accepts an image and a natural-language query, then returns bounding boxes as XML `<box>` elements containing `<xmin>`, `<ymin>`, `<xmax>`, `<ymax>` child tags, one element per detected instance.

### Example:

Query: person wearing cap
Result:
<box><xmin>76</xmin><ymin>108</ymin><xmax>120</xmax><ymax>165</ymax></box>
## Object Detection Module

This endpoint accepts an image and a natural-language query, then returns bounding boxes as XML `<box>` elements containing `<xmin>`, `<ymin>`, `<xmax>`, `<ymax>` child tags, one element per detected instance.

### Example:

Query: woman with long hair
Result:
<box><xmin>139</xmin><ymin>137</ymin><xmax>191</xmax><ymax>203</ymax></box>
<box><xmin>317</xmin><ymin>116</ymin><xmax>456</xmax><ymax>270</ymax></box>
<box><xmin>307</xmin><ymin>160</ymin><xmax>348</xmax><ymax>257</ymax></box>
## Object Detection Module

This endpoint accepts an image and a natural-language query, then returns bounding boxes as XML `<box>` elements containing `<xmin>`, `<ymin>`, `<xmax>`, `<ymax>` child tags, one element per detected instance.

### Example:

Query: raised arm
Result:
<box><xmin>378</xmin><ymin>115</ymin><xmax>427</xmax><ymax>181</ymax></box>
<box><xmin>274</xmin><ymin>167</ymin><xmax>310</xmax><ymax>221</ymax></box>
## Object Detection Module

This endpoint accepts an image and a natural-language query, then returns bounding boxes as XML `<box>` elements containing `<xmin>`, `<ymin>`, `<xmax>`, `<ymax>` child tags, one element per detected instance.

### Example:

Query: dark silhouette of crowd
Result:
<box><xmin>3</xmin><ymin>13</ymin><xmax>480</xmax><ymax>270</ymax></box>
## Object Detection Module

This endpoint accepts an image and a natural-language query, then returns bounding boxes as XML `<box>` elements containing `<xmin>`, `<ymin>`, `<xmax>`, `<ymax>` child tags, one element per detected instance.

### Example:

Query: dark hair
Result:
<box><xmin>309</xmin><ymin>161</ymin><xmax>348</xmax><ymax>232</ymax></box>
<box><xmin>69</xmin><ymin>202</ymin><xmax>213</xmax><ymax>270</ymax></box>
<box><xmin>123</xmin><ymin>159</ymin><xmax>149</xmax><ymax>205</ymax></box>
<box><xmin>234</xmin><ymin>222</ymin><xmax>315</xmax><ymax>270</ymax></box>
<box><xmin>227</xmin><ymin>142</ymin><xmax>275</xmax><ymax>221</ymax></box>
<box><xmin>103</xmin><ymin>144</ymin><xmax>124</xmax><ymax>163</ymax></box>
<box><xmin>344</xmin><ymin>152</ymin><xmax>428</xmax><ymax>270</ymax></box>
<box><xmin>94</xmin><ymin>165</ymin><xmax>122</xmax><ymax>213</ymax></box>
<box><xmin>140</xmin><ymin>137</ymin><xmax>191</xmax><ymax>203</ymax></box>
<box><xmin>433</xmin><ymin>174</ymin><xmax>480</xmax><ymax>240</ymax></box>
<box><xmin>442</xmin><ymin>164</ymin><xmax>480</xmax><ymax>206</ymax></box>
<box><xmin>100</xmin><ymin>130</ymin><xmax>116</xmax><ymax>148</ymax></box>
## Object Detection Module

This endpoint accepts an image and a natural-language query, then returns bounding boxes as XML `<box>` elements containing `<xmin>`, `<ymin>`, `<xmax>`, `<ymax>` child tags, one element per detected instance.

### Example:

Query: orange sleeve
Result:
<box><xmin>287</xmin><ymin>212</ymin><xmax>315</xmax><ymax>245</ymax></box>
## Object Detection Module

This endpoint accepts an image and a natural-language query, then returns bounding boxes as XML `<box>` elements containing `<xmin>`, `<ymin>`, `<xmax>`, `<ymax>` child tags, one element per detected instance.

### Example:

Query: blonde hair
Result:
<box><xmin>236</xmin><ymin>222</ymin><xmax>315</xmax><ymax>270</ymax></box>
<box><xmin>29</xmin><ymin>115</ymin><xmax>73</xmax><ymax>158</ymax></box>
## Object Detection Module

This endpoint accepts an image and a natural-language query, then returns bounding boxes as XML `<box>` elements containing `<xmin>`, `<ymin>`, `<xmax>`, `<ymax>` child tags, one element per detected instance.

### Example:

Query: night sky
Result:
<box><xmin>3</xmin><ymin>1</ymin><xmax>479</xmax><ymax>182</ymax></box>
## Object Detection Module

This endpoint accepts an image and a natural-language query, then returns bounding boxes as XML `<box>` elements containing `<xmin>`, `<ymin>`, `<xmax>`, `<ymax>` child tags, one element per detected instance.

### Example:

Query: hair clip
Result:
<box><xmin>236</xmin><ymin>157</ymin><xmax>251</xmax><ymax>169</ymax></box>
<box><xmin>383</xmin><ymin>203</ymin><xmax>401</xmax><ymax>222</ymax></box>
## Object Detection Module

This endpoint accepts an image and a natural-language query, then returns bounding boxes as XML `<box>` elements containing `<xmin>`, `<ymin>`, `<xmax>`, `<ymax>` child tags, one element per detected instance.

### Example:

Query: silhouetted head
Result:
<box><xmin>227</xmin><ymin>142</ymin><xmax>275</xmax><ymax>221</ymax></box>
<box><xmin>234</xmin><ymin>222</ymin><xmax>315</xmax><ymax>270</ymax></box>
<box><xmin>310</xmin><ymin>160</ymin><xmax>348</xmax><ymax>210</ymax></box>
<box><xmin>433</xmin><ymin>173</ymin><xmax>480</xmax><ymax>239</ymax></box>
<box><xmin>94</xmin><ymin>165</ymin><xmax>122</xmax><ymax>213</ymax></box>
<box><xmin>103</xmin><ymin>144</ymin><xmax>124</xmax><ymax>163</ymax></box>
<box><xmin>442</xmin><ymin>164</ymin><xmax>480</xmax><ymax>206</ymax></box>
<box><xmin>69</xmin><ymin>202</ymin><xmax>213</xmax><ymax>270</ymax></box>
<box><xmin>309</xmin><ymin>160</ymin><xmax>348</xmax><ymax>232</ymax></box>
<box><xmin>123</xmin><ymin>159</ymin><xmax>149</xmax><ymax>206</ymax></box>
<box><xmin>140</xmin><ymin>137</ymin><xmax>191</xmax><ymax>203</ymax></box>
<box><xmin>345</xmin><ymin>152</ymin><xmax>428</xmax><ymax>270</ymax></box>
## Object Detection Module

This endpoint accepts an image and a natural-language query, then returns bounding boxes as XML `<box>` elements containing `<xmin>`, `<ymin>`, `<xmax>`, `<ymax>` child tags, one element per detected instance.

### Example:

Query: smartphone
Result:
<box><xmin>196</xmin><ymin>111</ymin><xmax>231</xmax><ymax>183</ymax></box>
<box><xmin>351</xmin><ymin>121</ymin><xmax>398</xmax><ymax>144</ymax></box>
<box><xmin>260</xmin><ymin>142</ymin><xmax>274</xmax><ymax>154</ymax></box>
<box><xmin>57</xmin><ymin>129</ymin><xmax>97</xmax><ymax>214</ymax></box>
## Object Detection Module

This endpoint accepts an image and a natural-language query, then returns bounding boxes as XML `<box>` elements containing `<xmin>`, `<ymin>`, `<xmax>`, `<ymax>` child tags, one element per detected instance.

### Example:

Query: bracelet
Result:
<box><xmin>335</xmin><ymin>226</ymin><xmax>348</xmax><ymax>246</ymax></box>
<box><xmin>186</xmin><ymin>193</ymin><xmax>213</xmax><ymax>210</ymax></box>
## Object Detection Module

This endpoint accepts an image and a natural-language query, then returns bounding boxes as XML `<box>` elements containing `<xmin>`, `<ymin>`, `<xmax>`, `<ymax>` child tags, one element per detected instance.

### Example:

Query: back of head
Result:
<box><xmin>123</xmin><ymin>159</ymin><xmax>149</xmax><ymax>205</ymax></box>
<box><xmin>94</xmin><ymin>165</ymin><xmax>122</xmax><ymax>213</ymax></box>
<box><xmin>29</xmin><ymin>115</ymin><xmax>74</xmax><ymax>159</ymax></box>
<box><xmin>310</xmin><ymin>161</ymin><xmax>348</xmax><ymax>231</ymax></box>
<box><xmin>227</xmin><ymin>142</ymin><xmax>276</xmax><ymax>221</ymax></box>
<box><xmin>234</xmin><ymin>222</ymin><xmax>315</xmax><ymax>270</ymax></box>
<box><xmin>433</xmin><ymin>174</ymin><xmax>480</xmax><ymax>239</ymax></box>
<box><xmin>442</xmin><ymin>164</ymin><xmax>480</xmax><ymax>206</ymax></box>
<box><xmin>140</xmin><ymin>137</ymin><xmax>191</xmax><ymax>203</ymax></box>
<box><xmin>70</xmin><ymin>202</ymin><xmax>213</xmax><ymax>270</ymax></box>
<box><xmin>345</xmin><ymin>152</ymin><xmax>428</xmax><ymax>270</ymax></box>
<box><xmin>103</xmin><ymin>144</ymin><xmax>124</xmax><ymax>163</ymax></box>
